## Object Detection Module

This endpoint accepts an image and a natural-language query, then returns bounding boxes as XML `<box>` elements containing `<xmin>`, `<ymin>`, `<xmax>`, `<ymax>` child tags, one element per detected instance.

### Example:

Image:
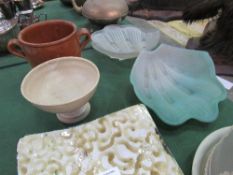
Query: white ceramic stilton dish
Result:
<box><xmin>21</xmin><ymin>56</ymin><xmax>100</xmax><ymax>124</ymax></box>
<box><xmin>192</xmin><ymin>126</ymin><xmax>232</xmax><ymax>175</ymax></box>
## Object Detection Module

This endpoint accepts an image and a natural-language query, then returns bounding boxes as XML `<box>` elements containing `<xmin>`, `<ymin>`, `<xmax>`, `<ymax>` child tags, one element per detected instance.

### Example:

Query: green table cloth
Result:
<box><xmin>0</xmin><ymin>1</ymin><xmax>233</xmax><ymax>175</ymax></box>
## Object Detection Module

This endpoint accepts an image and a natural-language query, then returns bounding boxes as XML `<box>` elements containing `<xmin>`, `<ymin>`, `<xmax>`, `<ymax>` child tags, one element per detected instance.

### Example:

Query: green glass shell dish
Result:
<box><xmin>130</xmin><ymin>44</ymin><xmax>227</xmax><ymax>125</ymax></box>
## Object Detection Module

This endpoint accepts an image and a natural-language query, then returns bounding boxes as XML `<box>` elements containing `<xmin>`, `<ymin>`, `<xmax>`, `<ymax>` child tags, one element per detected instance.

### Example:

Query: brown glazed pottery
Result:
<box><xmin>7</xmin><ymin>20</ymin><xmax>91</xmax><ymax>67</ymax></box>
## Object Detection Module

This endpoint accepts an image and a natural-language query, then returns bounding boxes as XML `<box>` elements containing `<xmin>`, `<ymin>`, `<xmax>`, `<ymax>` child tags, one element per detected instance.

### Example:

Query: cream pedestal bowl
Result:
<box><xmin>21</xmin><ymin>57</ymin><xmax>100</xmax><ymax>124</ymax></box>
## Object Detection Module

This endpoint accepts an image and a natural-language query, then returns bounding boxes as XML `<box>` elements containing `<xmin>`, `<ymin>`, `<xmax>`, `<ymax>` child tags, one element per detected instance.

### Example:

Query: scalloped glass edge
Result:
<box><xmin>130</xmin><ymin>44</ymin><xmax>227</xmax><ymax>126</ymax></box>
<box><xmin>91</xmin><ymin>25</ymin><xmax>160</xmax><ymax>60</ymax></box>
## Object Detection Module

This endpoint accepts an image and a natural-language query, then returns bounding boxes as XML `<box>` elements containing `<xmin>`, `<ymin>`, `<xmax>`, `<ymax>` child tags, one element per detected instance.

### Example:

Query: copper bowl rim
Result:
<box><xmin>18</xmin><ymin>19</ymin><xmax>77</xmax><ymax>48</ymax></box>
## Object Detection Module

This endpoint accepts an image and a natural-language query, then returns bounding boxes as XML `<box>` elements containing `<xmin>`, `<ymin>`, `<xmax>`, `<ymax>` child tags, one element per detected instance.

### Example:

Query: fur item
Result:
<box><xmin>183</xmin><ymin>0</ymin><xmax>233</xmax><ymax>60</ymax></box>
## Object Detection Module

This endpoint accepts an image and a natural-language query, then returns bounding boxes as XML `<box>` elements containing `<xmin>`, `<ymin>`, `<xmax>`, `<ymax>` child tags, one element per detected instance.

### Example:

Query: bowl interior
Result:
<box><xmin>20</xmin><ymin>20</ymin><xmax>75</xmax><ymax>44</ymax></box>
<box><xmin>208</xmin><ymin>127</ymin><xmax>233</xmax><ymax>175</ymax></box>
<box><xmin>21</xmin><ymin>57</ymin><xmax>99</xmax><ymax>106</ymax></box>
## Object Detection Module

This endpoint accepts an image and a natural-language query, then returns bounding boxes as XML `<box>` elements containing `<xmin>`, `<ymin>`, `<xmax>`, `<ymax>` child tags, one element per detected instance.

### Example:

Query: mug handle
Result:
<box><xmin>76</xmin><ymin>28</ymin><xmax>91</xmax><ymax>50</ymax></box>
<box><xmin>7</xmin><ymin>39</ymin><xmax>25</xmax><ymax>58</ymax></box>
<box><xmin>71</xmin><ymin>0</ymin><xmax>82</xmax><ymax>13</ymax></box>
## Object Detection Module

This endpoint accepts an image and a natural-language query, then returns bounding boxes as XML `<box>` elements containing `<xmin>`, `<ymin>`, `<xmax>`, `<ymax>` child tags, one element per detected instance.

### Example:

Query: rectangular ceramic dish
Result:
<box><xmin>17</xmin><ymin>104</ymin><xmax>184</xmax><ymax>175</ymax></box>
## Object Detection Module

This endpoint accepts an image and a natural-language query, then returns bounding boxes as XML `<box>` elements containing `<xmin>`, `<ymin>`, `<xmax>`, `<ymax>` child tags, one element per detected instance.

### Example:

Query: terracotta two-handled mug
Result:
<box><xmin>7</xmin><ymin>19</ymin><xmax>91</xmax><ymax>67</ymax></box>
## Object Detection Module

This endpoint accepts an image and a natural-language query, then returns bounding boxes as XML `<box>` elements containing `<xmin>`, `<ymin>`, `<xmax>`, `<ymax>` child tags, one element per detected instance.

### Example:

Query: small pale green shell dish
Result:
<box><xmin>91</xmin><ymin>25</ymin><xmax>160</xmax><ymax>60</ymax></box>
<box><xmin>130</xmin><ymin>44</ymin><xmax>227</xmax><ymax>125</ymax></box>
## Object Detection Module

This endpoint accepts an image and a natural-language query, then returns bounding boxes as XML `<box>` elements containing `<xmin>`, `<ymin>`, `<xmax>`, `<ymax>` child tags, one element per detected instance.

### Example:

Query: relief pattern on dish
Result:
<box><xmin>17</xmin><ymin>105</ymin><xmax>183</xmax><ymax>175</ymax></box>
